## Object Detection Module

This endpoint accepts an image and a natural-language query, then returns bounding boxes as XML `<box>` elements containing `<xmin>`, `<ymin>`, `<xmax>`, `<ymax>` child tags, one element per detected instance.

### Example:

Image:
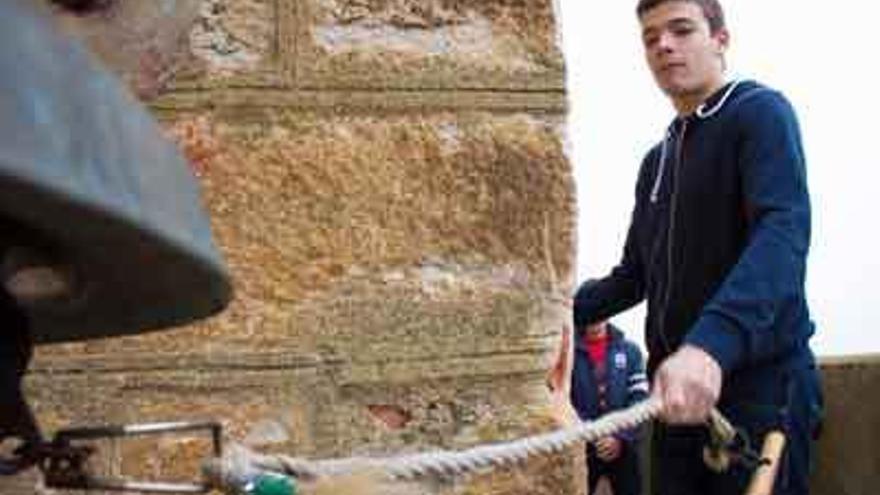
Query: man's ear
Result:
<box><xmin>713</xmin><ymin>28</ymin><xmax>730</xmax><ymax>55</ymax></box>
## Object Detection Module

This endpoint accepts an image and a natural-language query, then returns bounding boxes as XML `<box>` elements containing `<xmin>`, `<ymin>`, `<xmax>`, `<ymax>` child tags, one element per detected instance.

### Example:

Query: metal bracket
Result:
<box><xmin>40</xmin><ymin>420</ymin><xmax>222</xmax><ymax>493</ymax></box>
<box><xmin>703</xmin><ymin>418</ymin><xmax>770</xmax><ymax>473</ymax></box>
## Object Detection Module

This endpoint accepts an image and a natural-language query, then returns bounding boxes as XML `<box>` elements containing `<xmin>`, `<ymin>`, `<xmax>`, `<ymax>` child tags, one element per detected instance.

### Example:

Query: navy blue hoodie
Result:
<box><xmin>574</xmin><ymin>80</ymin><xmax>814</xmax><ymax>377</ymax></box>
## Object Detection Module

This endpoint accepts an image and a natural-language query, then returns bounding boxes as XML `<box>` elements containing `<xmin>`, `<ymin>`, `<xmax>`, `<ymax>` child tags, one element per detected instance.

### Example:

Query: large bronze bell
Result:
<box><xmin>0</xmin><ymin>0</ymin><xmax>232</xmax><ymax>345</ymax></box>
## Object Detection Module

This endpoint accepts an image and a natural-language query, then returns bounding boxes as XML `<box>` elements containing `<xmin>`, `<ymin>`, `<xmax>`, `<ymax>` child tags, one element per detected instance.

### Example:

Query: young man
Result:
<box><xmin>569</xmin><ymin>280</ymin><xmax>648</xmax><ymax>495</ymax></box>
<box><xmin>572</xmin><ymin>1</ymin><xmax>823</xmax><ymax>493</ymax></box>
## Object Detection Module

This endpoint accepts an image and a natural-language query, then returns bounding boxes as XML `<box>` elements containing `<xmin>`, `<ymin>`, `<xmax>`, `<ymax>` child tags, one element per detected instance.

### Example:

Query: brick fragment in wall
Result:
<box><xmin>335</xmin><ymin>377</ymin><xmax>558</xmax><ymax>454</ymax></box>
<box><xmin>300</xmin><ymin>0</ymin><xmax>565</xmax><ymax>89</ymax></box>
<box><xmin>330</xmin><ymin>378</ymin><xmax>586</xmax><ymax>495</ymax></box>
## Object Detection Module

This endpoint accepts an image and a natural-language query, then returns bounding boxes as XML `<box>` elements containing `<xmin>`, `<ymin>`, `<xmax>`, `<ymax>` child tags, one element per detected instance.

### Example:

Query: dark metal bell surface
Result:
<box><xmin>0</xmin><ymin>0</ymin><xmax>232</xmax><ymax>344</ymax></box>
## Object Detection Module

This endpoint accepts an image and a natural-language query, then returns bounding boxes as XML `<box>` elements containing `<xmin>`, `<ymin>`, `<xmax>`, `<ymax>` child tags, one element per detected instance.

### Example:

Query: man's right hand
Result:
<box><xmin>652</xmin><ymin>345</ymin><xmax>722</xmax><ymax>424</ymax></box>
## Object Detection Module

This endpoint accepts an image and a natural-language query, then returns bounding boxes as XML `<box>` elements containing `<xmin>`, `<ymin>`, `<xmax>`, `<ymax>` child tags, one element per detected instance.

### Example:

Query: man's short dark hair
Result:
<box><xmin>636</xmin><ymin>0</ymin><xmax>726</xmax><ymax>34</ymax></box>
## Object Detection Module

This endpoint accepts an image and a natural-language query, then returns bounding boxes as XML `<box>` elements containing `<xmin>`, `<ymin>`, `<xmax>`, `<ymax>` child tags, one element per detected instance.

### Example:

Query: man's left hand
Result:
<box><xmin>595</xmin><ymin>436</ymin><xmax>622</xmax><ymax>462</ymax></box>
<box><xmin>652</xmin><ymin>345</ymin><xmax>722</xmax><ymax>424</ymax></box>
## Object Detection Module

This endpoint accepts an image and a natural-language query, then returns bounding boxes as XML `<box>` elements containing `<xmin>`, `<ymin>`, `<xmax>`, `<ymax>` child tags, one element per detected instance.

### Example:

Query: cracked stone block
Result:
<box><xmin>187</xmin><ymin>0</ymin><xmax>278</xmax><ymax>74</ymax></box>
<box><xmin>49</xmin><ymin>0</ymin><xmax>286</xmax><ymax>92</ymax></box>
<box><xmin>298</xmin><ymin>0</ymin><xmax>565</xmax><ymax>89</ymax></box>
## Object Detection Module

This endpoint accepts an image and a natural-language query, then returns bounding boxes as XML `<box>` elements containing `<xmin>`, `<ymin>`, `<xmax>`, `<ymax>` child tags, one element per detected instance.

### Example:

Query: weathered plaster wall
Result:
<box><xmin>7</xmin><ymin>1</ymin><xmax>582</xmax><ymax>494</ymax></box>
<box><xmin>811</xmin><ymin>355</ymin><xmax>880</xmax><ymax>495</ymax></box>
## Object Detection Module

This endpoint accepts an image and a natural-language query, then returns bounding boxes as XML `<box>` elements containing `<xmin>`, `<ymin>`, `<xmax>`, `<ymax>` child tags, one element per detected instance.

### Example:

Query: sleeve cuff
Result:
<box><xmin>615</xmin><ymin>430</ymin><xmax>634</xmax><ymax>446</ymax></box>
<box><xmin>684</xmin><ymin>313</ymin><xmax>747</xmax><ymax>374</ymax></box>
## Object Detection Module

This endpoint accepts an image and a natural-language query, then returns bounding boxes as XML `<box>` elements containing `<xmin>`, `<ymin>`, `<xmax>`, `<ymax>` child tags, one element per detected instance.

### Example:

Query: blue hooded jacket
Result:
<box><xmin>570</xmin><ymin>324</ymin><xmax>648</xmax><ymax>446</ymax></box>
<box><xmin>573</xmin><ymin>80</ymin><xmax>815</xmax><ymax>378</ymax></box>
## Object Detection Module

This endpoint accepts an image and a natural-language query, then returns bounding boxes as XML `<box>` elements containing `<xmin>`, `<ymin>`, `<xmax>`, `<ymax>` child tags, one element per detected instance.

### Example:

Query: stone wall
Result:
<box><xmin>6</xmin><ymin>1</ymin><xmax>582</xmax><ymax>494</ymax></box>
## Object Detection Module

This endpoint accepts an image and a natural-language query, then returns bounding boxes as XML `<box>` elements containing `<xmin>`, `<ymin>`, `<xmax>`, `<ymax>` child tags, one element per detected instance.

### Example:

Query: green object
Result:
<box><xmin>248</xmin><ymin>473</ymin><xmax>296</xmax><ymax>495</ymax></box>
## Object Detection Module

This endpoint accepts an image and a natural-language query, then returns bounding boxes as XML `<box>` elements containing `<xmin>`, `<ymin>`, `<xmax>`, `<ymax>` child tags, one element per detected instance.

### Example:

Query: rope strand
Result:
<box><xmin>208</xmin><ymin>396</ymin><xmax>664</xmax><ymax>490</ymax></box>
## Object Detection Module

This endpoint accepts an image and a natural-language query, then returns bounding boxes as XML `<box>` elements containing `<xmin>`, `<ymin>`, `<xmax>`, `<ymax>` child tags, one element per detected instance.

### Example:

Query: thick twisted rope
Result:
<box><xmin>209</xmin><ymin>397</ymin><xmax>663</xmax><ymax>488</ymax></box>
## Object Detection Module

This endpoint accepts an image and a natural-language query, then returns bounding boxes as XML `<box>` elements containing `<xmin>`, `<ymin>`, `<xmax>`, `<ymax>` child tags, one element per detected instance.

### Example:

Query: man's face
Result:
<box><xmin>639</xmin><ymin>1</ymin><xmax>728</xmax><ymax>100</ymax></box>
<box><xmin>586</xmin><ymin>321</ymin><xmax>607</xmax><ymax>337</ymax></box>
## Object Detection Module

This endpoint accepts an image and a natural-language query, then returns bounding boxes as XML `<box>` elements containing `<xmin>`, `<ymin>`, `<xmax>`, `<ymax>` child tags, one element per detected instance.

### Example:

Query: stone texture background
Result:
<box><xmin>6</xmin><ymin>1</ymin><xmax>582</xmax><ymax>494</ymax></box>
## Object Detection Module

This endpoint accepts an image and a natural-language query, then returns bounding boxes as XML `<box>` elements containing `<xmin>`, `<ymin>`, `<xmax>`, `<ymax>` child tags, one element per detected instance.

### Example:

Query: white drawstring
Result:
<box><xmin>650</xmin><ymin>79</ymin><xmax>742</xmax><ymax>203</ymax></box>
<box><xmin>695</xmin><ymin>79</ymin><xmax>741</xmax><ymax>119</ymax></box>
<box><xmin>650</xmin><ymin>129</ymin><xmax>671</xmax><ymax>203</ymax></box>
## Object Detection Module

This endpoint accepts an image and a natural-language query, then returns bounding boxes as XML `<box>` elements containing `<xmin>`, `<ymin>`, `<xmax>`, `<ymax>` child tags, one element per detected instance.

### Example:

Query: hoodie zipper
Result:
<box><xmin>657</xmin><ymin>118</ymin><xmax>689</xmax><ymax>354</ymax></box>
<box><xmin>650</xmin><ymin>80</ymin><xmax>741</xmax><ymax>357</ymax></box>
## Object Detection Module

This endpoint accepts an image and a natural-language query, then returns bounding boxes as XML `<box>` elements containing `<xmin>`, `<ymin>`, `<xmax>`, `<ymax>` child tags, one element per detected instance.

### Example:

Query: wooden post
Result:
<box><xmin>745</xmin><ymin>431</ymin><xmax>787</xmax><ymax>495</ymax></box>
